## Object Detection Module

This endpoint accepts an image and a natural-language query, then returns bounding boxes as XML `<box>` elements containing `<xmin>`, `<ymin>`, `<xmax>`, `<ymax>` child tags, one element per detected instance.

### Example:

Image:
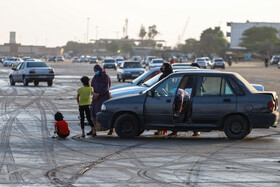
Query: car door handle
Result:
<box><xmin>223</xmin><ymin>99</ymin><xmax>231</xmax><ymax>102</ymax></box>
<box><xmin>166</xmin><ymin>99</ymin><xmax>171</xmax><ymax>103</ymax></box>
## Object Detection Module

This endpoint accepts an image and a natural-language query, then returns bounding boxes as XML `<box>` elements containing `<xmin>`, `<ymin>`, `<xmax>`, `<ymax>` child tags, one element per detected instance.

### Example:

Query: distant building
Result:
<box><xmin>0</xmin><ymin>32</ymin><xmax>61</xmax><ymax>57</ymax></box>
<box><xmin>227</xmin><ymin>21</ymin><xmax>280</xmax><ymax>49</ymax></box>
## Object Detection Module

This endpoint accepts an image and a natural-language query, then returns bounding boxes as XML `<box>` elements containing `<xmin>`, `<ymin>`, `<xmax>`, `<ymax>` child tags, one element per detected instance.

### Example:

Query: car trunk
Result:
<box><xmin>256</xmin><ymin>91</ymin><xmax>278</xmax><ymax>110</ymax></box>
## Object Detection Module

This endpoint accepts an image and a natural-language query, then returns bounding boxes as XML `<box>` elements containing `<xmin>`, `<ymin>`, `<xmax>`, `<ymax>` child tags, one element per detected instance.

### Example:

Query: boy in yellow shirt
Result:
<box><xmin>77</xmin><ymin>76</ymin><xmax>96</xmax><ymax>137</ymax></box>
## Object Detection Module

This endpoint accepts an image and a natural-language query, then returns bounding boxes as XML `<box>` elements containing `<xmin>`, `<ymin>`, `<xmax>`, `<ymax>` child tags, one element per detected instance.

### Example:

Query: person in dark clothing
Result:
<box><xmin>154</xmin><ymin>62</ymin><xmax>173</xmax><ymax>135</ymax></box>
<box><xmin>87</xmin><ymin>65</ymin><xmax>112</xmax><ymax>136</ymax></box>
<box><xmin>158</xmin><ymin>62</ymin><xmax>173</xmax><ymax>81</ymax></box>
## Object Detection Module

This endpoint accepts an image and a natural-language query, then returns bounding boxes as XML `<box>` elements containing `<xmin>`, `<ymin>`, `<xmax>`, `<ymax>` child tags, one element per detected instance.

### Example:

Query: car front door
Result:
<box><xmin>13</xmin><ymin>63</ymin><xmax>23</xmax><ymax>81</ymax></box>
<box><xmin>144</xmin><ymin>75</ymin><xmax>183</xmax><ymax>124</ymax></box>
<box><xmin>191</xmin><ymin>76</ymin><xmax>237</xmax><ymax>124</ymax></box>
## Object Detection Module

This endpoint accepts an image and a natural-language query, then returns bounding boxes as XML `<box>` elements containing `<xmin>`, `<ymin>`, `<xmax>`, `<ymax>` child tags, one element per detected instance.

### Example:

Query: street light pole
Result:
<box><xmin>87</xmin><ymin>17</ymin><xmax>90</xmax><ymax>43</ymax></box>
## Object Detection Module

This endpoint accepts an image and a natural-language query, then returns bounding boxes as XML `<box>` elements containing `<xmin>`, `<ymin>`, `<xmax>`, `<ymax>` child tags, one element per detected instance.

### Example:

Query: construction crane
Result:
<box><xmin>177</xmin><ymin>17</ymin><xmax>190</xmax><ymax>45</ymax></box>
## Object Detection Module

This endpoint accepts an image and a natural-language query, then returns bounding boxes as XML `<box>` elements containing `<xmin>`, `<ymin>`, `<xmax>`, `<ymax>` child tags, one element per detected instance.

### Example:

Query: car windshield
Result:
<box><xmin>142</xmin><ymin>73</ymin><xmax>161</xmax><ymax>87</ymax></box>
<box><xmin>116</xmin><ymin>59</ymin><xmax>123</xmax><ymax>61</ymax></box>
<box><xmin>124</xmin><ymin>62</ymin><xmax>142</xmax><ymax>68</ymax></box>
<box><xmin>215</xmin><ymin>59</ymin><xmax>223</xmax><ymax>62</ymax></box>
<box><xmin>153</xmin><ymin>60</ymin><xmax>163</xmax><ymax>63</ymax></box>
<box><xmin>104</xmin><ymin>59</ymin><xmax>115</xmax><ymax>63</ymax></box>
<box><xmin>7</xmin><ymin>57</ymin><xmax>16</xmax><ymax>61</ymax></box>
<box><xmin>27</xmin><ymin>62</ymin><xmax>49</xmax><ymax>67</ymax></box>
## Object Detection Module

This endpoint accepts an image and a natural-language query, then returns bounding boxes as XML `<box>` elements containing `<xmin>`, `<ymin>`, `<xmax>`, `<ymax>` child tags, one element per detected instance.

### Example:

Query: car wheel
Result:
<box><xmin>115</xmin><ymin>114</ymin><xmax>139</xmax><ymax>139</ymax></box>
<box><xmin>117</xmin><ymin>74</ymin><xmax>121</xmax><ymax>82</ymax></box>
<box><xmin>34</xmin><ymin>81</ymin><xmax>39</xmax><ymax>86</ymax></box>
<box><xmin>278</xmin><ymin>65</ymin><xmax>280</xmax><ymax>69</ymax></box>
<box><xmin>224</xmin><ymin>115</ymin><xmax>250</xmax><ymax>140</ymax></box>
<box><xmin>9</xmin><ymin>76</ymin><xmax>15</xmax><ymax>86</ymax></box>
<box><xmin>23</xmin><ymin>76</ymin><xmax>28</xmax><ymax>86</ymax></box>
<box><xmin>47</xmin><ymin>80</ymin><xmax>53</xmax><ymax>86</ymax></box>
<box><xmin>137</xmin><ymin>128</ymin><xmax>145</xmax><ymax>136</ymax></box>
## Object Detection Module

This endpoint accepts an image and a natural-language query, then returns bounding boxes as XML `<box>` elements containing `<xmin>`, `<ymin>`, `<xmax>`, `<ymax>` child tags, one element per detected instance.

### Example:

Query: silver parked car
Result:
<box><xmin>3</xmin><ymin>57</ymin><xmax>23</xmax><ymax>67</ymax></box>
<box><xmin>194</xmin><ymin>58</ymin><xmax>207</xmax><ymax>68</ymax></box>
<box><xmin>103</xmin><ymin>58</ymin><xmax>117</xmax><ymax>70</ymax></box>
<box><xmin>211</xmin><ymin>58</ymin><xmax>226</xmax><ymax>69</ymax></box>
<box><xmin>98</xmin><ymin>71</ymin><xmax>278</xmax><ymax>140</ymax></box>
<box><xmin>9</xmin><ymin>61</ymin><xmax>55</xmax><ymax>86</ymax></box>
<box><xmin>148</xmin><ymin>59</ymin><xmax>164</xmax><ymax>69</ymax></box>
<box><xmin>117</xmin><ymin>61</ymin><xmax>145</xmax><ymax>82</ymax></box>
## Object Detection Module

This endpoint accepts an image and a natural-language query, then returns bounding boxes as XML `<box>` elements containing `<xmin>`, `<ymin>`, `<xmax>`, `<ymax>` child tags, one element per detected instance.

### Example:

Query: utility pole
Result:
<box><xmin>125</xmin><ymin>18</ymin><xmax>128</xmax><ymax>37</ymax></box>
<box><xmin>96</xmin><ymin>26</ymin><xmax>98</xmax><ymax>40</ymax></box>
<box><xmin>87</xmin><ymin>17</ymin><xmax>90</xmax><ymax>43</ymax></box>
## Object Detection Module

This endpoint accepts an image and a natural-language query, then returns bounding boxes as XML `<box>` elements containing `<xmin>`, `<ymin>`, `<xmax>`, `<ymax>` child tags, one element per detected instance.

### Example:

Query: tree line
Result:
<box><xmin>63</xmin><ymin>25</ymin><xmax>280</xmax><ymax>57</ymax></box>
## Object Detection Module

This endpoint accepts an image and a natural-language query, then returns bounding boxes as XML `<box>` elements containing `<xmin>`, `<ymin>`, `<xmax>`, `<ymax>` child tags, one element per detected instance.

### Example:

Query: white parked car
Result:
<box><xmin>115</xmin><ymin>57</ymin><xmax>124</xmax><ymax>66</ymax></box>
<box><xmin>3</xmin><ymin>57</ymin><xmax>23</xmax><ymax>67</ymax></box>
<box><xmin>144</xmin><ymin>56</ymin><xmax>156</xmax><ymax>66</ymax></box>
<box><xmin>148</xmin><ymin>59</ymin><xmax>164</xmax><ymax>69</ymax></box>
<box><xmin>194</xmin><ymin>58</ymin><xmax>207</xmax><ymax>68</ymax></box>
<box><xmin>211</xmin><ymin>58</ymin><xmax>226</xmax><ymax>69</ymax></box>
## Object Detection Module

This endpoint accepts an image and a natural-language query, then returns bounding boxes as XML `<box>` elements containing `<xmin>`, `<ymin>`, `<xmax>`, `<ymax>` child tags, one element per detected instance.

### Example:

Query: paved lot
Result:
<box><xmin>0</xmin><ymin>61</ymin><xmax>279</xmax><ymax>186</ymax></box>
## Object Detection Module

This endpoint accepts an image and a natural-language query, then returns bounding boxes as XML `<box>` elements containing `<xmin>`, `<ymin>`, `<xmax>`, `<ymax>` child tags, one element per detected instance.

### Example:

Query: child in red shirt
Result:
<box><xmin>54</xmin><ymin>112</ymin><xmax>70</xmax><ymax>139</ymax></box>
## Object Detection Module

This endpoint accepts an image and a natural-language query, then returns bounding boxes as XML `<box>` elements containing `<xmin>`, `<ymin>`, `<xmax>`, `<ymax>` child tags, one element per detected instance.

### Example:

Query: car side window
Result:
<box><xmin>16</xmin><ymin>63</ymin><xmax>22</xmax><ymax>70</ymax></box>
<box><xmin>143</xmin><ymin>71</ymin><xmax>160</xmax><ymax>82</ymax></box>
<box><xmin>154</xmin><ymin>76</ymin><xmax>182</xmax><ymax>97</ymax></box>
<box><xmin>196</xmin><ymin>76</ymin><xmax>234</xmax><ymax>96</ymax></box>
<box><xmin>20</xmin><ymin>63</ymin><xmax>25</xmax><ymax>69</ymax></box>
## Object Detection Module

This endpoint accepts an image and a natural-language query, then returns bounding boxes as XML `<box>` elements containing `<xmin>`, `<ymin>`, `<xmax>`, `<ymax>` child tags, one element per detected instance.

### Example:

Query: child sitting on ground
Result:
<box><xmin>77</xmin><ymin>76</ymin><xmax>96</xmax><ymax>137</ymax></box>
<box><xmin>54</xmin><ymin>112</ymin><xmax>70</xmax><ymax>139</ymax></box>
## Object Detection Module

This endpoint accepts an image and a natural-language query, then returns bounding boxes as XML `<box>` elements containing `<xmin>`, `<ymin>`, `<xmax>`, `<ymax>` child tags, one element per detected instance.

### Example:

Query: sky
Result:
<box><xmin>0</xmin><ymin>0</ymin><xmax>279</xmax><ymax>47</ymax></box>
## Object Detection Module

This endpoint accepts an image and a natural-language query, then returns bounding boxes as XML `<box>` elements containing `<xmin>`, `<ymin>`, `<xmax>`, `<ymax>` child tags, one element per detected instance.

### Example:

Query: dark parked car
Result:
<box><xmin>117</xmin><ymin>61</ymin><xmax>145</xmax><ymax>82</ymax></box>
<box><xmin>97</xmin><ymin>71</ymin><xmax>278</xmax><ymax>140</ymax></box>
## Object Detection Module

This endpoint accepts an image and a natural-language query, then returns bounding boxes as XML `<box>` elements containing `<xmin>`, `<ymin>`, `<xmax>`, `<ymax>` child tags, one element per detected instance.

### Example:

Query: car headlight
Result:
<box><xmin>101</xmin><ymin>104</ymin><xmax>107</xmax><ymax>111</ymax></box>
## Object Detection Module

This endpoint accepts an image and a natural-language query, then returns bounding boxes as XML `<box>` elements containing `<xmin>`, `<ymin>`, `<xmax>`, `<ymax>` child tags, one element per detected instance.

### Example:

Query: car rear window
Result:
<box><xmin>153</xmin><ymin>60</ymin><xmax>163</xmax><ymax>63</ymax></box>
<box><xmin>27</xmin><ymin>62</ymin><xmax>49</xmax><ymax>67</ymax></box>
<box><xmin>104</xmin><ymin>59</ymin><xmax>115</xmax><ymax>63</ymax></box>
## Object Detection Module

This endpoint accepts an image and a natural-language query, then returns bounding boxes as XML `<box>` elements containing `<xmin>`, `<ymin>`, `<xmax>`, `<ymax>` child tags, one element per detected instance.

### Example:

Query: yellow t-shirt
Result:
<box><xmin>77</xmin><ymin>86</ymin><xmax>94</xmax><ymax>106</ymax></box>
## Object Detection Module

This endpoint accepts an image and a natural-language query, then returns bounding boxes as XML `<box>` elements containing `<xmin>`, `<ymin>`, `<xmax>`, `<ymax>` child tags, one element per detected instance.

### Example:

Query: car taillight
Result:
<box><xmin>49</xmin><ymin>70</ymin><xmax>54</xmax><ymax>73</ymax></box>
<box><xmin>29</xmin><ymin>70</ymin><xmax>35</xmax><ymax>74</ymax></box>
<box><xmin>267</xmin><ymin>101</ymin><xmax>275</xmax><ymax>111</ymax></box>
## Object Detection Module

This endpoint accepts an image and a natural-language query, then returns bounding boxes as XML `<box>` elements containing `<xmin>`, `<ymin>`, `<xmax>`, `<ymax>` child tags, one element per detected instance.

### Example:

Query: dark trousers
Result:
<box><xmin>79</xmin><ymin>105</ymin><xmax>94</xmax><ymax>129</ymax></box>
<box><xmin>57</xmin><ymin>132</ymin><xmax>69</xmax><ymax>139</ymax></box>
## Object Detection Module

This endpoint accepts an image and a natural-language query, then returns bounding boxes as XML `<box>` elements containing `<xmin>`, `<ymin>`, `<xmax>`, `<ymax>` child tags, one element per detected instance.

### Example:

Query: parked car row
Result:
<box><xmin>193</xmin><ymin>57</ymin><xmax>225</xmax><ymax>69</ymax></box>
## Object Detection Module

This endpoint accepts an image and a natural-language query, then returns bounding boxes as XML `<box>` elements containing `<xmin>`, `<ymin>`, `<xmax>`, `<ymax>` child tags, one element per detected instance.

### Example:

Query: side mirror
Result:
<box><xmin>146</xmin><ymin>90</ymin><xmax>154</xmax><ymax>97</ymax></box>
<box><xmin>11</xmin><ymin>67</ymin><xmax>16</xmax><ymax>70</ymax></box>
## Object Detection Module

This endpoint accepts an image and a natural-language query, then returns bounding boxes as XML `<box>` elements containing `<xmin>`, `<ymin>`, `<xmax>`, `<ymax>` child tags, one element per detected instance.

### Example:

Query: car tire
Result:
<box><xmin>117</xmin><ymin>74</ymin><xmax>121</xmax><ymax>82</ymax></box>
<box><xmin>115</xmin><ymin>114</ymin><xmax>139</xmax><ymax>139</ymax></box>
<box><xmin>47</xmin><ymin>80</ymin><xmax>53</xmax><ymax>86</ymax></box>
<box><xmin>224</xmin><ymin>115</ymin><xmax>250</xmax><ymax>140</ymax></box>
<box><xmin>23</xmin><ymin>76</ymin><xmax>28</xmax><ymax>86</ymax></box>
<box><xmin>34</xmin><ymin>81</ymin><xmax>39</xmax><ymax>86</ymax></box>
<box><xmin>10</xmin><ymin>76</ymin><xmax>15</xmax><ymax>86</ymax></box>
<box><xmin>137</xmin><ymin>128</ymin><xmax>145</xmax><ymax>136</ymax></box>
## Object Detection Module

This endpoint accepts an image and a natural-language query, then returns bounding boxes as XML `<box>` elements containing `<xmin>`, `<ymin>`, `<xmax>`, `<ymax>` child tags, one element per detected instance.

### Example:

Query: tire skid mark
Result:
<box><xmin>0</xmin><ymin>89</ymin><xmax>43</xmax><ymax>182</ymax></box>
<box><xmin>0</xmin><ymin>88</ymin><xmax>44</xmax><ymax>183</ymax></box>
<box><xmin>46</xmin><ymin>142</ymin><xmax>143</xmax><ymax>186</ymax></box>
<box><xmin>6</xmin><ymin>146</ymin><xmax>23</xmax><ymax>182</ymax></box>
<box><xmin>35</xmin><ymin>100</ymin><xmax>57</xmax><ymax>168</ymax></box>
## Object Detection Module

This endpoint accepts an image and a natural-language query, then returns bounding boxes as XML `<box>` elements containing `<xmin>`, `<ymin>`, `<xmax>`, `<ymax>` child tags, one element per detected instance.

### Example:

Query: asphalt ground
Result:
<box><xmin>0</xmin><ymin>60</ymin><xmax>279</xmax><ymax>186</ymax></box>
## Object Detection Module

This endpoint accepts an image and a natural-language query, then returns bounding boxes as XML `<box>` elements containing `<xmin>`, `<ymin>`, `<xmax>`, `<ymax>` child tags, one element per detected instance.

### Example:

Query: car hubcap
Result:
<box><xmin>231</xmin><ymin>122</ymin><xmax>242</xmax><ymax>134</ymax></box>
<box><xmin>122</xmin><ymin>121</ymin><xmax>133</xmax><ymax>133</ymax></box>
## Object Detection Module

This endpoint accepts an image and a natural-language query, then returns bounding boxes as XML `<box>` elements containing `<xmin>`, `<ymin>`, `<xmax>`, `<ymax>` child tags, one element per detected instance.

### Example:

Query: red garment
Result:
<box><xmin>55</xmin><ymin>120</ymin><xmax>70</xmax><ymax>135</ymax></box>
<box><xmin>170</xmin><ymin>59</ymin><xmax>175</xmax><ymax>64</ymax></box>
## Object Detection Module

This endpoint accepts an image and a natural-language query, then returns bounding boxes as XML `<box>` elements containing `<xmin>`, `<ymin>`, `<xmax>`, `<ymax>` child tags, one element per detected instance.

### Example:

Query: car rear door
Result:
<box><xmin>13</xmin><ymin>63</ymin><xmax>23</xmax><ymax>81</ymax></box>
<box><xmin>191</xmin><ymin>75</ymin><xmax>237</xmax><ymax>124</ymax></box>
<box><xmin>144</xmin><ymin>75</ymin><xmax>183</xmax><ymax>124</ymax></box>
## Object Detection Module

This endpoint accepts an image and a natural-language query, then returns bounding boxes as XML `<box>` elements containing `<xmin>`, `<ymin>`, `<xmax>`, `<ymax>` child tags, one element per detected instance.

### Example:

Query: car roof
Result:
<box><xmin>170</xmin><ymin>70</ymin><xmax>236</xmax><ymax>77</ymax></box>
